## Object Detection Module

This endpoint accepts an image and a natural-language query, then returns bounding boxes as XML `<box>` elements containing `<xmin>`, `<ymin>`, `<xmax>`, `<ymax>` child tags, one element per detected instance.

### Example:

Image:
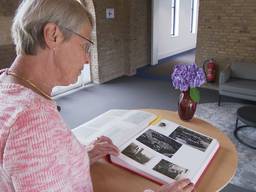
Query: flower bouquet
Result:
<box><xmin>171</xmin><ymin>63</ymin><xmax>206</xmax><ymax>121</ymax></box>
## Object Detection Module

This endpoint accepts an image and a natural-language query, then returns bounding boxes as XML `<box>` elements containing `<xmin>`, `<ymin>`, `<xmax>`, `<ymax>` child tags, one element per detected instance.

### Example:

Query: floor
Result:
<box><xmin>137</xmin><ymin>49</ymin><xmax>196</xmax><ymax>81</ymax></box>
<box><xmin>56</xmin><ymin>76</ymin><xmax>226</xmax><ymax>129</ymax></box>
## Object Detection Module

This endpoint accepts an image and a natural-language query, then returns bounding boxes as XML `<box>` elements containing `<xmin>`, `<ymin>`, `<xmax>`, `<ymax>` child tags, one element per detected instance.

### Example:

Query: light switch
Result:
<box><xmin>106</xmin><ymin>8</ymin><xmax>115</xmax><ymax>19</ymax></box>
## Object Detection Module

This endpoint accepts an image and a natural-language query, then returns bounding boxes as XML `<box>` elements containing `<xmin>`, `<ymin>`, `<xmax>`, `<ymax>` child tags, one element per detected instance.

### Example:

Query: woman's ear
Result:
<box><xmin>43</xmin><ymin>23</ymin><xmax>63</xmax><ymax>49</ymax></box>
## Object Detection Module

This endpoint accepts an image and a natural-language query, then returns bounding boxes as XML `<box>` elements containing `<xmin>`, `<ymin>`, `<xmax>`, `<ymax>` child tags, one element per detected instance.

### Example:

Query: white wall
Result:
<box><xmin>152</xmin><ymin>0</ymin><xmax>198</xmax><ymax>64</ymax></box>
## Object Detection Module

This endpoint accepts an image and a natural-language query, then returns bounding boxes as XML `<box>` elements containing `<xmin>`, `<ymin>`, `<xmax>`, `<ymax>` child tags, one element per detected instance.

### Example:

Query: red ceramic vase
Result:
<box><xmin>178</xmin><ymin>89</ymin><xmax>197</xmax><ymax>121</ymax></box>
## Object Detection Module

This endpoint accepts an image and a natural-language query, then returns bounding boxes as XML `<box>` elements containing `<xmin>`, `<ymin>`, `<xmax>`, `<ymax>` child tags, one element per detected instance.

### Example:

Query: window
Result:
<box><xmin>190</xmin><ymin>0</ymin><xmax>198</xmax><ymax>33</ymax></box>
<box><xmin>171</xmin><ymin>0</ymin><xmax>179</xmax><ymax>36</ymax></box>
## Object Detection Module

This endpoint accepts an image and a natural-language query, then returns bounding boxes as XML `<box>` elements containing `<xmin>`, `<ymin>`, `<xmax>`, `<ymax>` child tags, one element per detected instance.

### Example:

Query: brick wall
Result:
<box><xmin>93</xmin><ymin>0</ymin><xmax>151</xmax><ymax>83</ymax></box>
<box><xmin>93</xmin><ymin>0</ymin><xmax>127</xmax><ymax>83</ymax></box>
<box><xmin>127</xmin><ymin>0</ymin><xmax>151</xmax><ymax>76</ymax></box>
<box><xmin>0</xmin><ymin>0</ymin><xmax>19</xmax><ymax>69</ymax></box>
<box><xmin>196</xmin><ymin>0</ymin><xmax>256</xmax><ymax>79</ymax></box>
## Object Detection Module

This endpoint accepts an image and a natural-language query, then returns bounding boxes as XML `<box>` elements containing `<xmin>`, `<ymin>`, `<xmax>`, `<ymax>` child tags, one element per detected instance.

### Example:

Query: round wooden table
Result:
<box><xmin>91</xmin><ymin>109</ymin><xmax>238</xmax><ymax>192</ymax></box>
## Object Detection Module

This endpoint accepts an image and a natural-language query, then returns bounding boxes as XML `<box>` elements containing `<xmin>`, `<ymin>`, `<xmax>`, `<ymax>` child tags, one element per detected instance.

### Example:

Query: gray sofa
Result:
<box><xmin>218</xmin><ymin>62</ymin><xmax>256</xmax><ymax>106</ymax></box>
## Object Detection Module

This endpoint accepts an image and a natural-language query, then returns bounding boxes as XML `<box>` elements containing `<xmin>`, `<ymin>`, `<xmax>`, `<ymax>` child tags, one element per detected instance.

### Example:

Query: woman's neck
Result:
<box><xmin>9</xmin><ymin>54</ymin><xmax>56</xmax><ymax>97</ymax></box>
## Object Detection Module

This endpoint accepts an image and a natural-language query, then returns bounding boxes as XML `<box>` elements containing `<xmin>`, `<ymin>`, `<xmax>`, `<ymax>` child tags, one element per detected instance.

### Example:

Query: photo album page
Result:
<box><xmin>110</xmin><ymin>119</ymin><xmax>219</xmax><ymax>184</ymax></box>
<box><xmin>72</xmin><ymin>109</ymin><xmax>158</xmax><ymax>147</ymax></box>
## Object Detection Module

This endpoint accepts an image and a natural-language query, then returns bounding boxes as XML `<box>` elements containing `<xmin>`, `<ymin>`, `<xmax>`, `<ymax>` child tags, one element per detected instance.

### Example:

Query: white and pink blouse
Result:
<box><xmin>0</xmin><ymin>80</ymin><xmax>93</xmax><ymax>192</ymax></box>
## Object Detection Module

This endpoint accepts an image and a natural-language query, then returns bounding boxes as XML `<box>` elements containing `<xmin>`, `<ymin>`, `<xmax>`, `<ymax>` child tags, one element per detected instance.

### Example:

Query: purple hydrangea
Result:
<box><xmin>171</xmin><ymin>63</ymin><xmax>206</xmax><ymax>91</ymax></box>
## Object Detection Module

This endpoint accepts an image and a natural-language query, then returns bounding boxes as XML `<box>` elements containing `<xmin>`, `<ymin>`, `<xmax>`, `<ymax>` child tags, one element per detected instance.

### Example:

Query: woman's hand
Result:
<box><xmin>87</xmin><ymin>136</ymin><xmax>119</xmax><ymax>165</ymax></box>
<box><xmin>157</xmin><ymin>179</ymin><xmax>194</xmax><ymax>192</ymax></box>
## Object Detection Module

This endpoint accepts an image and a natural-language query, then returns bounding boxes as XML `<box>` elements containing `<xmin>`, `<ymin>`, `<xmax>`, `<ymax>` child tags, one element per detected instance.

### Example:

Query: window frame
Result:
<box><xmin>170</xmin><ymin>0</ymin><xmax>179</xmax><ymax>37</ymax></box>
<box><xmin>190</xmin><ymin>0</ymin><xmax>198</xmax><ymax>34</ymax></box>
<box><xmin>171</xmin><ymin>0</ymin><xmax>176</xmax><ymax>36</ymax></box>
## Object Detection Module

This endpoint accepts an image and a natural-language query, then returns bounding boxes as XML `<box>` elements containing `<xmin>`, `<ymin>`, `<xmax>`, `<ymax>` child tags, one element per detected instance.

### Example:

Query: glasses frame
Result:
<box><xmin>63</xmin><ymin>27</ymin><xmax>94</xmax><ymax>45</ymax></box>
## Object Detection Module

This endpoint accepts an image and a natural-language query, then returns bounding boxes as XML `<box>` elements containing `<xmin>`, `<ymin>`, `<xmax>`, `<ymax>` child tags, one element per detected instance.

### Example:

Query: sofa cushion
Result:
<box><xmin>231</xmin><ymin>63</ymin><xmax>256</xmax><ymax>81</ymax></box>
<box><xmin>220</xmin><ymin>78</ymin><xmax>256</xmax><ymax>96</ymax></box>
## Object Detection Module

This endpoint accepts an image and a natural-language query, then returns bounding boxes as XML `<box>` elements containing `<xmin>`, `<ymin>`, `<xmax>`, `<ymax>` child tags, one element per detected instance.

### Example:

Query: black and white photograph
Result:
<box><xmin>136</xmin><ymin>129</ymin><xmax>182</xmax><ymax>158</ymax></box>
<box><xmin>121</xmin><ymin>143</ymin><xmax>154</xmax><ymax>164</ymax></box>
<box><xmin>153</xmin><ymin>159</ymin><xmax>188</xmax><ymax>180</ymax></box>
<box><xmin>169</xmin><ymin>126</ymin><xmax>212</xmax><ymax>152</ymax></box>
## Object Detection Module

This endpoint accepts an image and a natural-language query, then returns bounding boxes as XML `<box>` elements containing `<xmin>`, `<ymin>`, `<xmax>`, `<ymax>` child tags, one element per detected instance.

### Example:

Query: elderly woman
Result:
<box><xmin>0</xmin><ymin>0</ymin><xmax>194</xmax><ymax>192</ymax></box>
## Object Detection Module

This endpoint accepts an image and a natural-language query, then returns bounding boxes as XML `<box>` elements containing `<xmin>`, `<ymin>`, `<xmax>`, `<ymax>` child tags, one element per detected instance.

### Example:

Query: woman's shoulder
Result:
<box><xmin>0</xmin><ymin>82</ymin><xmax>58</xmax><ymax>128</ymax></box>
<box><xmin>0</xmin><ymin>83</ymin><xmax>65</xmax><ymax>146</ymax></box>
<box><xmin>0</xmin><ymin>82</ymin><xmax>56</xmax><ymax>110</ymax></box>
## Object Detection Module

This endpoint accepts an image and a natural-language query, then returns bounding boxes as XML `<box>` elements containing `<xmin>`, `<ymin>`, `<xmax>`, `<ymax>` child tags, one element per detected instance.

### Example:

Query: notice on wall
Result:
<box><xmin>106</xmin><ymin>8</ymin><xmax>115</xmax><ymax>19</ymax></box>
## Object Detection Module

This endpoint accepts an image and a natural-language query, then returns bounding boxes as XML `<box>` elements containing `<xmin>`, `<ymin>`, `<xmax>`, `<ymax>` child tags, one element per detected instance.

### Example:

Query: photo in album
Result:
<box><xmin>153</xmin><ymin>159</ymin><xmax>188</xmax><ymax>180</ymax></box>
<box><xmin>136</xmin><ymin>129</ymin><xmax>182</xmax><ymax>158</ymax></box>
<box><xmin>122</xmin><ymin>143</ymin><xmax>154</xmax><ymax>164</ymax></box>
<box><xmin>169</xmin><ymin>126</ymin><xmax>212</xmax><ymax>152</ymax></box>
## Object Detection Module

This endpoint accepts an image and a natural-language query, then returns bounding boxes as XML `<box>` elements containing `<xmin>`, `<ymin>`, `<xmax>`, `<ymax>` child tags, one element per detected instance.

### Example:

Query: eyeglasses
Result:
<box><xmin>63</xmin><ymin>27</ymin><xmax>94</xmax><ymax>54</ymax></box>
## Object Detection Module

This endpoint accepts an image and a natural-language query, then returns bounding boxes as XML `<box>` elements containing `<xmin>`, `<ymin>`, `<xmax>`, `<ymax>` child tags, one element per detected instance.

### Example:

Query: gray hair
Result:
<box><xmin>12</xmin><ymin>0</ymin><xmax>93</xmax><ymax>55</ymax></box>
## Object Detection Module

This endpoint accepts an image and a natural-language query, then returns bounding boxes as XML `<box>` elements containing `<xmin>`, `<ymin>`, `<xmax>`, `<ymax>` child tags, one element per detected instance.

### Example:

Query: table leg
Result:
<box><xmin>234</xmin><ymin>125</ymin><xmax>256</xmax><ymax>150</ymax></box>
<box><xmin>235</xmin><ymin>118</ymin><xmax>238</xmax><ymax>129</ymax></box>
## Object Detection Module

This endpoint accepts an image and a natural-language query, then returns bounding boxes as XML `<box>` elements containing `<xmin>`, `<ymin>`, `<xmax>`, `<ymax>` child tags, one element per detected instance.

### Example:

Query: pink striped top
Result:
<box><xmin>0</xmin><ymin>81</ymin><xmax>93</xmax><ymax>191</ymax></box>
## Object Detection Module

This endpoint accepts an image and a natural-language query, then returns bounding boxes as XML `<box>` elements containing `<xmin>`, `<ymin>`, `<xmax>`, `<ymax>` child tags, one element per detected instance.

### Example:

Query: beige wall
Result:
<box><xmin>0</xmin><ymin>1</ymin><xmax>151</xmax><ymax>83</ymax></box>
<box><xmin>196</xmin><ymin>0</ymin><xmax>256</xmax><ymax>78</ymax></box>
<box><xmin>1</xmin><ymin>1</ymin><xmax>256</xmax><ymax>84</ymax></box>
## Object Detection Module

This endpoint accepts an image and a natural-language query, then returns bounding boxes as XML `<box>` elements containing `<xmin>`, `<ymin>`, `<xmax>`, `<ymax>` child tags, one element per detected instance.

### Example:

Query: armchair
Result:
<box><xmin>218</xmin><ymin>62</ymin><xmax>256</xmax><ymax>106</ymax></box>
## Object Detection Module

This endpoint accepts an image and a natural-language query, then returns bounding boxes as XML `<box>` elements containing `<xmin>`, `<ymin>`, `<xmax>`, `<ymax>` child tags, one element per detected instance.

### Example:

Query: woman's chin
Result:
<box><xmin>60</xmin><ymin>79</ymin><xmax>77</xmax><ymax>87</ymax></box>
<box><xmin>57</xmin><ymin>76</ymin><xmax>79</xmax><ymax>87</ymax></box>
<box><xmin>71</xmin><ymin>77</ymin><xmax>79</xmax><ymax>85</ymax></box>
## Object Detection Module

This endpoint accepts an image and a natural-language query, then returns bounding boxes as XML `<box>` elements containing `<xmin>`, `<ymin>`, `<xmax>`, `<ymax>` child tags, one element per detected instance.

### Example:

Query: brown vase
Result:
<box><xmin>178</xmin><ymin>89</ymin><xmax>197</xmax><ymax>121</ymax></box>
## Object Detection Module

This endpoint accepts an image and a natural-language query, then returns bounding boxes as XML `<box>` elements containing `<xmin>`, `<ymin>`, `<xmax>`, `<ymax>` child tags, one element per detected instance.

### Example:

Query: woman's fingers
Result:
<box><xmin>157</xmin><ymin>179</ymin><xmax>194</xmax><ymax>192</ymax></box>
<box><xmin>88</xmin><ymin>136</ymin><xmax>120</xmax><ymax>164</ymax></box>
<box><xmin>183</xmin><ymin>182</ymin><xmax>194</xmax><ymax>192</ymax></box>
<box><xmin>94</xmin><ymin>136</ymin><xmax>119</xmax><ymax>155</ymax></box>
<box><xmin>90</xmin><ymin>146</ymin><xmax>118</xmax><ymax>157</ymax></box>
<box><xmin>176</xmin><ymin>179</ymin><xmax>192</xmax><ymax>189</ymax></box>
<box><xmin>176</xmin><ymin>179</ymin><xmax>194</xmax><ymax>192</ymax></box>
<box><xmin>97</xmin><ymin>136</ymin><xmax>113</xmax><ymax>144</ymax></box>
<box><xmin>94</xmin><ymin>141</ymin><xmax>119</xmax><ymax>154</ymax></box>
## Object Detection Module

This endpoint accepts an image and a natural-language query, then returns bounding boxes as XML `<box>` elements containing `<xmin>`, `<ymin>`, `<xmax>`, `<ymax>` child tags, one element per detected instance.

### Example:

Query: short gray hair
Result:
<box><xmin>12</xmin><ymin>0</ymin><xmax>93</xmax><ymax>55</ymax></box>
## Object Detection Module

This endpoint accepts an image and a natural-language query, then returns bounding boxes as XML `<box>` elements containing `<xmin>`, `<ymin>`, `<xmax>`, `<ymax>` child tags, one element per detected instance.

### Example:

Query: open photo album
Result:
<box><xmin>72</xmin><ymin>109</ymin><xmax>220</xmax><ymax>185</ymax></box>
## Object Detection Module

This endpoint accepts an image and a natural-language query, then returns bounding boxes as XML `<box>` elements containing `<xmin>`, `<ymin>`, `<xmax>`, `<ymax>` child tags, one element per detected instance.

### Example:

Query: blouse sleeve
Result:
<box><xmin>3</xmin><ymin>106</ymin><xmax>93</xmax><ymax>192</ymax></box>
